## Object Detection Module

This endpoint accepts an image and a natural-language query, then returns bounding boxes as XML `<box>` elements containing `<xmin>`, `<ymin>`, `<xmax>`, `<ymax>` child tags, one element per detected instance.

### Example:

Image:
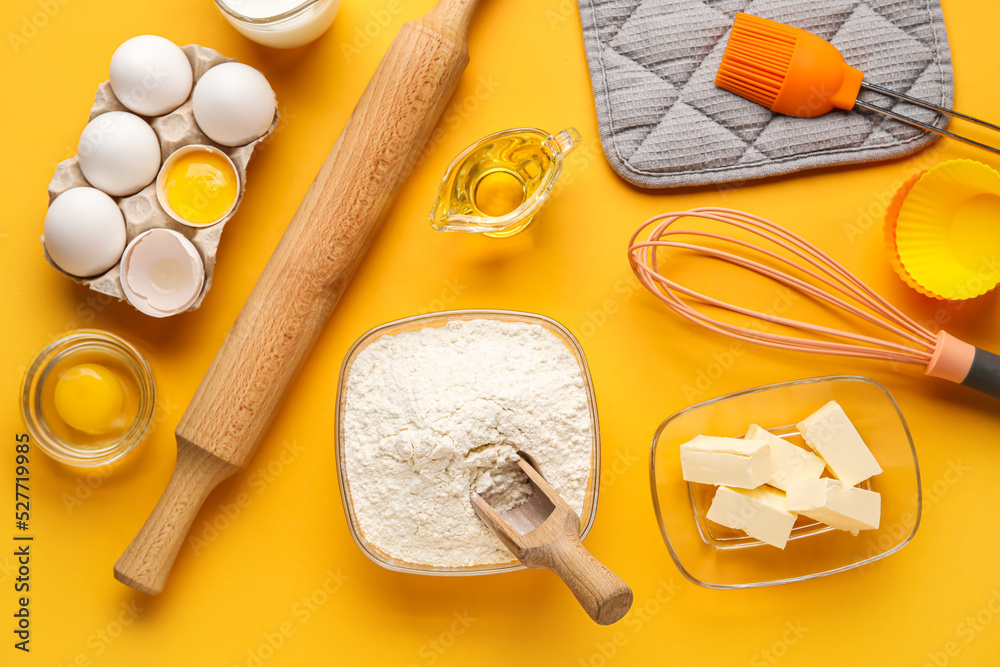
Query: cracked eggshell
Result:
<box><xmin>120</xmin><ymin>229</ymin><xmax>205</xmax><ymax>318</ymax></box>
<box><xmin>44</xmin><ymin>43</ymin><xmax>278</xmax><ymax>316</ymax></box>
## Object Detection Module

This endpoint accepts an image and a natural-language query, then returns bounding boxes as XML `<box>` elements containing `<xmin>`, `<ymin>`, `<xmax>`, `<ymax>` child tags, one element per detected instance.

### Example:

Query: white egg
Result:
<box><xmin>109</xmin><ymin>35</ymin><xmax>193</xmax><ymax>116</ymax></box>
<box><xmin>78</xmin><ymin>111</ymin><xmax>161</xmax><ymax>197</ymax></box>
<box><xmin>192</xmin><ymin>62</ymin><xmax>276</xmax><ymax>147</ymax></box>
<box><xmin>120</xmin><ymin>228</ymin><xmax>205</xmax><ymax>317</ymax></box>
<box><xmin>43</xmin><ymin>187</ymin><xmax>127</xmax><ymax>277</ymax></box>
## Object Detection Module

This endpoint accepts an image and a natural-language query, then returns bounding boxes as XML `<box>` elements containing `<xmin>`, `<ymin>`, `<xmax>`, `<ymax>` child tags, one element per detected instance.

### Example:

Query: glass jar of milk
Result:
<box><xmin>214</xmin><ymin>0</ymin><xmax>341</xmax><ymax>48</ymax></box>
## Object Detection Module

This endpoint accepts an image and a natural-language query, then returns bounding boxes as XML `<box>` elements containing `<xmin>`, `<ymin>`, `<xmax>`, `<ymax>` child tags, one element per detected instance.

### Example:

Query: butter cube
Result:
<box><xmin>679</xmin><ymin>435</ymin><xmax>771</xmax><ymax>489</ymax></box>
<box><xmin>746</xmin><ymin>424</ymin><xmax>825</xmax><ymax>492</ymax></box>
<box><xmin>797</xmin><ymin>401</ymin><xmax>882</xmax><ymax>487</ymax></box>
<box><xmin>706</xmin><ymin>485</ymin><xmax>797</xmax><ymax>549</ymax></box>
<box><xmin>786</xmin><ymin>478</ymin><xmax>880</xmax><ymax>532</ymax></box>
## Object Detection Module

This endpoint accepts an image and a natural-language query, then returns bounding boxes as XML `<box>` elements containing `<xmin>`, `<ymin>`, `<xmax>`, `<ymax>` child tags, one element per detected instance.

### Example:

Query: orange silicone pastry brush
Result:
<box><xmin>715</xmin><ymin>12</ymin><xmax>1000</xmax><ymax>156</ymax></box>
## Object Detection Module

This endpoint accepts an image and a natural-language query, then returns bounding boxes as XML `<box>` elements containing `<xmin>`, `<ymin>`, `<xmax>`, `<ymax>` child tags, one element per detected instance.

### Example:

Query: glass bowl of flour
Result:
<box><xmin>336</xmin><ymin>309</ymin><xmax>600</xmax><ymax>575</ymax></box>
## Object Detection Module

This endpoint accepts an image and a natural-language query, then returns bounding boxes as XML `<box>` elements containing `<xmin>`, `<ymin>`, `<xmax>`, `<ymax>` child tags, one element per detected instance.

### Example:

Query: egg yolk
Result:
<box><xmin>474</xmin><ymin>170</ymin><xmax>525</xmax><ymax>217</ymax></box>
<box><xmin>163</xmin><ymin>150</ymin><xmax>238</xmax><ymax>225</ymax></box>
<box><xmin>53</xmin><ymin>363</ymin><xmax>125</xmax><ymax>434</ymax></box>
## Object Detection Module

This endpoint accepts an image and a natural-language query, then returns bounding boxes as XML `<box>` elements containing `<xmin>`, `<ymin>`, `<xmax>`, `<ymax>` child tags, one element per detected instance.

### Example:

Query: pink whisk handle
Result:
<box><xmin>927</xmin><ymin>332</ymin><xmax>1000</xmax><ymax>400</ymax></box>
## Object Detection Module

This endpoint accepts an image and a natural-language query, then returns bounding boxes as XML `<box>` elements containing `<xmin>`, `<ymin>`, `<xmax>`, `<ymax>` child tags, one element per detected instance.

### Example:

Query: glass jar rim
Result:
<box><xmin>213</xmin><ymin>0</ymin><xmax>327</xmax><ymax>25</ymax></box>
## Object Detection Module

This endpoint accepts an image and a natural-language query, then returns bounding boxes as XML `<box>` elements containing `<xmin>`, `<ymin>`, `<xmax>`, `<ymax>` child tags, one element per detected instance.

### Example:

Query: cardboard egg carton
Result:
<box><xmin>45</xmin><ymin>44</ymin><xmax>278</xmax><ymax>314</ymax></box>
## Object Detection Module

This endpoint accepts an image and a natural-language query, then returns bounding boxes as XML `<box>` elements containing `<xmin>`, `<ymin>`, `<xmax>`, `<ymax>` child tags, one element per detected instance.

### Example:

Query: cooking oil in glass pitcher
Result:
<box><xmin>430</xmin><ymin>127</ymin><xmax>581</xmax><ymax>237</ymax></box>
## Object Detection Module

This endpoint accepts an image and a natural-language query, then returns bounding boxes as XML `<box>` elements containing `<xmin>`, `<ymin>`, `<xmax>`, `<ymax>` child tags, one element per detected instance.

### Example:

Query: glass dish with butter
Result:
<box><xmin>650</xmin><ymin>375</ymin><xmax>920</xmax><ymax>589</ymax></box>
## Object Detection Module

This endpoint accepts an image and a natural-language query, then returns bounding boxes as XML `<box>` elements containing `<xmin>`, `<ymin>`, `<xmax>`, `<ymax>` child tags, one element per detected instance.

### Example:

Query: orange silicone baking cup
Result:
<box><xmin>884</xmin><ymin>169</ymin><xmax>927</xmax><ymax>295</ymax></box>
<box><xmin>884</xmin><ymin>159</ymin><xmax>1000</xmax><ymax>300</ymax></box>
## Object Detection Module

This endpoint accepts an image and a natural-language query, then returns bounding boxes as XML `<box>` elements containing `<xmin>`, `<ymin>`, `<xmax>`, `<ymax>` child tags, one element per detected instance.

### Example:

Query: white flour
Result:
<box><xmin>342</xmin><ymin>319</ymin><xmax>593</xmax><ymax>567</ymax></box>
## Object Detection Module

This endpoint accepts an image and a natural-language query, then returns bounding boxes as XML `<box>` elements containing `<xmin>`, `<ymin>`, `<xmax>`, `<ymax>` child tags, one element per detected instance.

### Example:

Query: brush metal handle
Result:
<box><xmin>861</xmin><ymin>82</ymin><xmax>1000</xmax><ymax>134</ymax></box>
<box><xmin>856</xmin><ymin>83</ymin><xmax>1000</xmax><ymax>156</ymax></box>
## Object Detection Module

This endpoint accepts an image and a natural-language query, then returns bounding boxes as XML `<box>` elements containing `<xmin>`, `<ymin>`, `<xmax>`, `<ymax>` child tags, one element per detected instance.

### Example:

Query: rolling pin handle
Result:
<box><xmin>113</xmin><ymin>438</ymin><xmax>237</xmax><ymax>595</ymax></box>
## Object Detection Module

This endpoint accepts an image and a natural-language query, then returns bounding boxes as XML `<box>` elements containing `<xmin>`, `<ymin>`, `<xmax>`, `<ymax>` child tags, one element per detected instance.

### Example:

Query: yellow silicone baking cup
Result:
<box><xmin>886</xmin><ymin>159</ymin><xmax>1000</xmax><ymax>301</ymax></box>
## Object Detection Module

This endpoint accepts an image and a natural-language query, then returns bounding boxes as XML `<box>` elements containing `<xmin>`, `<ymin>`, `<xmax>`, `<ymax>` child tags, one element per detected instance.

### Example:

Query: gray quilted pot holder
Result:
<box><xmin>578</xmin><ymin>0</ymin><xmax>954</xmax><ymax>188</ymax></box>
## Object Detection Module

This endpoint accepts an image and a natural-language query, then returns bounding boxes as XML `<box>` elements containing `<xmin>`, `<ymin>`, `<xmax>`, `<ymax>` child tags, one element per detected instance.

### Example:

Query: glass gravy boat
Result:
<box><xmin>429</xmin><ymin>127</ymin><xmax>581</xmax><ymax>238</ymax></box>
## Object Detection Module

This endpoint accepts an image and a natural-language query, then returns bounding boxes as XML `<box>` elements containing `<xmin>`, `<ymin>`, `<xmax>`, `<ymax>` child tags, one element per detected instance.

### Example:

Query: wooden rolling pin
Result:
<box><xmin>114</xmin><ymin>0</ymin><xmax>481</xmax><ymax>595</ymax></box>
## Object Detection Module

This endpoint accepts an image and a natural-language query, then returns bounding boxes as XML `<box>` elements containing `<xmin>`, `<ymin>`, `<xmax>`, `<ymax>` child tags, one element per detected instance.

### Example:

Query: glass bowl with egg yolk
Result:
<box><xmin>21</xmin><ymin>330</ymin><xmax>155</xmax><ymax>467</ymax></box>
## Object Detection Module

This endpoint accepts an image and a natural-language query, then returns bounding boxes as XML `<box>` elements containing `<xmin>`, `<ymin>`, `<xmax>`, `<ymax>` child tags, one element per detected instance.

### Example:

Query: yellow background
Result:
<box><xmin>3</xmin><ymin>0</ymin><xmax>1000</xmax><ymax>664</ymax></box>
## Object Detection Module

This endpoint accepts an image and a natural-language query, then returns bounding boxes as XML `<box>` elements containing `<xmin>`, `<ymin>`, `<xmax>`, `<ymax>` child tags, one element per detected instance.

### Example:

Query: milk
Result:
<box><xmin>216</xmin><ymin>0</ymin><xmax>341</xmax><ymax>48</ymax></box>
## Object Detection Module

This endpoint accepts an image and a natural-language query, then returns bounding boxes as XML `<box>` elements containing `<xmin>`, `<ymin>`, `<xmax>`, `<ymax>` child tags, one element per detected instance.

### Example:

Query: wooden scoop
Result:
<box><xmin>470</xmin><ymin>455</ymin><xmax>633</xmax><ymax>625</ymax></box>
<box><xmin>114</xmin><ymin>0</ymin><xmax>481</xmax><ymax>595</ymax></box>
